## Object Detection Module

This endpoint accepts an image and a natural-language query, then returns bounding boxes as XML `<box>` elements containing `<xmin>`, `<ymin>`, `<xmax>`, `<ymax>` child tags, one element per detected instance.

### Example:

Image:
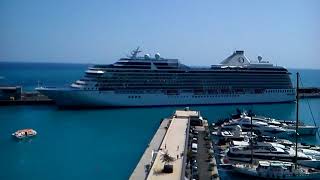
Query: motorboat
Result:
<box><xmin>216</xmin><ymin>125</ymin><xmax>256</xmax><ymax>140</ymax></box>
<box><xmin>229</xmin><ymin>73</ymin><xmax>320</xmax><ymax>176</ymax></box>
<box><xmin>226</xmin><ymin>141</ymin><xmax>310</xmax><ymax>162</ymax></box>
<box><xmin>12</xmin><ymin>129</ymin><xmax>37</xmax><ymax>139</ymax></box>
<box><xmin>221</xmin><ymin>116</ymin><xmax>295</xmax><ymax>138</ymax></box>
<box><xmin>232</xmin><ymin>160</ymin><xmax>320</xmax><ymax>179</ymax></box>
<box><xmin>226</xmin><ymin>140</ymin><xmax>320</xmax><ymax>169</ymax></box>
<box><xmin>230</xmin><ymin>109</ymin><xmax>318</xmax><ymax>136</ymax></box>
<box><xmin>252</xmin><ymin>116</ymin><xmax>318</xmax><ymax>135</ymax></box>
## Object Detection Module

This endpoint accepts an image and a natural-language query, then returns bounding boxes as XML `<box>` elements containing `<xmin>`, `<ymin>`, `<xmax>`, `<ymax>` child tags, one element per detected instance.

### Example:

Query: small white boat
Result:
<box><xmin>218</xmin><ymin>125</ymin><xmax>256</xmax><ymax>140</ymax></box>
<box><xmin>12</xmin><ymin>129</ymin><xmax>37</xmax><ymax>139</ymax></box>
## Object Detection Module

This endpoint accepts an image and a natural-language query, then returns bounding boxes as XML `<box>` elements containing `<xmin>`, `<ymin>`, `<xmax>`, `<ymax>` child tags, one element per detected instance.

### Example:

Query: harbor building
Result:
<box><xmin>0</xmin><ymin>86</ymin><xmax>22</xmax><ymax>101</ymax></box>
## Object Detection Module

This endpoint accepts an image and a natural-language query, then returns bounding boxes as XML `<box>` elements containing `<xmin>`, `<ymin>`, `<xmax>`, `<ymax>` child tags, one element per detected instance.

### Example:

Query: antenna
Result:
<box><xmin>130</xmin><ymin>47</ymin><xmax>142</xmax><ymax>59</ymax></box>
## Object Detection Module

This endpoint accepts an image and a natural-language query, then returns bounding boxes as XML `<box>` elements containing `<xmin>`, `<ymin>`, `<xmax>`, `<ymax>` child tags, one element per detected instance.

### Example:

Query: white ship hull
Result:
<box><xmin>37</xmin><ymin>88</ymin><xmax>295</xmax><ymax>107</ymax></box>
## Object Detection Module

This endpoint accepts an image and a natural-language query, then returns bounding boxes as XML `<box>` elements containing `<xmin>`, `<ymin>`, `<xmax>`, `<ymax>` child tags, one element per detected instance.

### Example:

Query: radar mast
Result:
<box><xmin>130</xmin><ymin>47</ymin><xmax>142</xmax><ymax>60</ymax></box>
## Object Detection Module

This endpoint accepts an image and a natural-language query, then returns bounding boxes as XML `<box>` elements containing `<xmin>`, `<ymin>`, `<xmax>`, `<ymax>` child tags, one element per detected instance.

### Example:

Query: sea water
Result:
<box><xmin>0</xmin><ymin>62</ymin><xmax>319</xmax><ymax>180</ymax></box>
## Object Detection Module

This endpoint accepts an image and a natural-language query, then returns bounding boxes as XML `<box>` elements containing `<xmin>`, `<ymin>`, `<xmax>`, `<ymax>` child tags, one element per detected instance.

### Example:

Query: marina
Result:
<box><xmin>209</xmin><ymin>74</ymin><xmax>320</xmax><ymax>179</ymax></box>
<box><xmin>0</xmin><ymin>97</ymin><xmax>319</xmax><ymax>179</ymax></box>
<box><xmin>0</xmin><ymin>62</ymin><xmax>320</xmax><ymax>180</ymax></box>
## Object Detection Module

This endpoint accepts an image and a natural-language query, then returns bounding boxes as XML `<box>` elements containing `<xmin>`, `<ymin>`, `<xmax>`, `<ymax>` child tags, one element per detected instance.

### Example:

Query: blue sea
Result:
<box><xmin>0</xmin><ymin>62</ymin><xmax>320</xmax><ymax>180</ymax></box>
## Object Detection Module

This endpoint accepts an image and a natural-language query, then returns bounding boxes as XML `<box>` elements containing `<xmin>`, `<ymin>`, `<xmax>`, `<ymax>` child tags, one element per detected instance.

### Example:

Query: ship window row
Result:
<box><xmin>84</xmin><ymin>87</ymin><xmax>98</xmax><ymax>90</ymax></box>
<box><xmin>97</xmin><ymin>83</ymin><xmax>292</xmax><ymax>88</ymax></box>
<box><xmin>266</xmin><ymin>89</ymin><xmax>294</xmax><ymax>93</ymax></box>
<box><xmin>99</xmin><ymin>69</ymin><xmax>289</xmax><ymax>74</ymax></box>
<box><xmin>97</xmin><ymin>85</ymin><xmax>292</xmax><ymax>89</ymax></box>
<box><xmin>96</xmin><ymin>80</ymin><xmax>289</xmax><ymax>83</ymax></box>
<box><xmin>98</xmin><ymin>67</ymin><xmax>284</xmax><ymax>71</ymax></box>
<box><xmin>126</xmin><ymin>95</ymin><xmax>242</xmax><ymax>99</ymax></box>
<box><xmin>128</xmin><ymin>96</ymin><xmax>141</xmax><ymax>99</ymax></box>
<box><xmin>192</xmin><ymin>95</ymin><xmax>240</xmax><ymax>98</ymax></box>
<box><xmin>102</xmin><ymin>73</ymin><xmax>289</xmax><ymax>76</ymax></box>
<box><xmin>167</xmin><ymin>95</ymin><xmax>242</xmax><ymax>98</ymax></box>
<box><xmin>99</xmin><ymin>71</ymin><xmax>288</xmax><ymax>76</ymax></box>
<box><xmin>96</xmin><ymin>76</ymin><xmax>291</xmax><ymax>80</ymax></box>
<box><xmin>96</xmin><ymin>80</ymin><xmax>291</xmax><ymax>84</ymax></box>
<box><xmin>94</xmin><ymin>74</ymin><xmax>290</xmax><ymax>80</ymax></box>
<box><xmin>116</xmin><ymin>62</ymin><xmax>179</xmax><ymax>66</ymax></box>
<box><xmin>116</xmin><ymin>62</ymin><xmax>151</xmax><ymax>65</ymax></box>
<box><xmin>97</xmin><ymin>76</ymin><xmax>290</xmax><ymax>80</ymax></box>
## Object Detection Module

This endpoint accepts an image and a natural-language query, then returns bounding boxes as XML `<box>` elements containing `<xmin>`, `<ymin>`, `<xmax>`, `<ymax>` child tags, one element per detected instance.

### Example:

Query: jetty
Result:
<box><xmin>129</xmin><ymin>118</ymin><xmax>170</xmax><ymax>179</ymax></box>
<box><xmin>130</xmin><ymin>108</ymin><xmax>219</xmax><ymax>180</ymax></box>
<box><xmin>299</xmin><ymin>87</ymin><xmax>320</xmax><ymax>98</ymax></box>
<box><xmin>0</xmin><ymin>86</ymin><xmax>53</xmax><ymax>105</ymax></box>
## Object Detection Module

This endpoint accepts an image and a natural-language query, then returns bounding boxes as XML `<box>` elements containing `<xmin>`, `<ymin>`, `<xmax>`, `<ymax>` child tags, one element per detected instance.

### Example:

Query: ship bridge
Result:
<box><xmin>93</xmin><ymin>47</ymin><xmax>184</xmax><ymax>70</ymax></box>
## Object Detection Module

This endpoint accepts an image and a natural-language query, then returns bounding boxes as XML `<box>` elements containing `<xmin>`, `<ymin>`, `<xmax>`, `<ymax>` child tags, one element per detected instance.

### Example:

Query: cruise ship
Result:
<box><xmin>36</xmin><ymin>48</ymin><xmax>296</xmax><ymax>107</ymax></box>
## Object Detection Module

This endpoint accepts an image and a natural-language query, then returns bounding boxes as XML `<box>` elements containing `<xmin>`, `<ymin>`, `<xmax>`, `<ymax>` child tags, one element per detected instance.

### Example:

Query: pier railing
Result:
<box><xmin>180</xmin><ymin>117</ymin><xmax>190</xmax><ymax>180</ymax></box>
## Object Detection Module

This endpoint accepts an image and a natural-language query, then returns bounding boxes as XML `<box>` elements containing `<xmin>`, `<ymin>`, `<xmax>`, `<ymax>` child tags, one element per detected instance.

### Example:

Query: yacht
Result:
<box><xmin>221</xmin><ymin>116</ymin><xmax>296</xmax><ymax>138</ymax></box>
<box><xmin>36</xmin><ymin>48</ymin><xmax>295</xmax><ymax>107</ymax></box>
<box><xmin>226</xmin><ymin>140</ymin><xmax>320</xmax><ymax>169</ymax></box>
<box><xmin>232</xmin><ymin>110</ymin><xmax>318</xmax><ymax>135</ymax></box>
<box><xmin>252</xmin><ymin>116</ymin><xmax>318</xmax><ymax>135</ymax></box>
<box><xmin>229</xmin><ymin>74</ymin><xmax>320</xmax><ymax>176</ymax></box>
<box><xmin>226</xmin><ymin>141</ymin><xmax>311</xmax><ymax>162</ymax></box>
<box><xmin>216</xmin><ymin>125</ymin><xmax>256</xmax><ymax>141</ymax></box>
<box><xmin>232</xmin><ymin>161</ymin><xmax>320</xmax><ymax>179</ymax></box>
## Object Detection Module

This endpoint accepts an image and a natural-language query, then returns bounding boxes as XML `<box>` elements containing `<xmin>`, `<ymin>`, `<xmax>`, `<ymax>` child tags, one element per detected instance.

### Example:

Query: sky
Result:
<box><xmin>0</xmin><ymin>0</ymin><xmax>319</xmax><ymax>68</ymax></box>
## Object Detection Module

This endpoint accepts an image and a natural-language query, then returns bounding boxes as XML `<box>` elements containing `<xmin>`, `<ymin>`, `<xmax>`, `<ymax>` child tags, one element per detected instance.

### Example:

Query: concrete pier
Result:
<box><xmin>129</xmin><ymin>118</ymin><xmax>170</xmax><ymax>180</ymax></box>
<box><xmin>0</xmin><ymin>91</ymin><xmax>53</xmax><ymax>105</ymax></box>
<box><xmin>146</xmin><ymin>110</ymin><xmax>189</xmax><ymax>180</ymax></box>
<box><xmin>130</xmin><ymin>109</ymin><xmax>219</xmax><ymax>180</ymax></box>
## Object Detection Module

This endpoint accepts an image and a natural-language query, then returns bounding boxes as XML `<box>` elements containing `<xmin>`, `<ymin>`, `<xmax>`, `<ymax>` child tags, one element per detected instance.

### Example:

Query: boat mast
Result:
<box><xmin>250</xmin><ymin>112</ymin><xmax>253</xmax><ymax>164</ymax></box>
<box><xmin>295</xmin><ymin>72</ymin><xmax>299</xmax><ymax>169</ymax></box>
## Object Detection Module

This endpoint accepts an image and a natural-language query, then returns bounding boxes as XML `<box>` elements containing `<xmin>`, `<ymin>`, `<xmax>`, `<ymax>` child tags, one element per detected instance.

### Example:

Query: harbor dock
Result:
<box><xmin>130</xmin><ymin>109</ymin><xmax>219</xmax><ymax>180</ymax></box>
<box><xmin>0</xmin><ymin>86</ymin><xmax>53</xmax><ymax>105</ymax></box>
<box><xmin>299</xmin><ymin>87</ymin><xmax>320</xmax><ymax>98</ymax></box>
<box><xmin>129</xmin><ymin>118</ymin><xmax>170</xmax><ymax>180</ymax></box>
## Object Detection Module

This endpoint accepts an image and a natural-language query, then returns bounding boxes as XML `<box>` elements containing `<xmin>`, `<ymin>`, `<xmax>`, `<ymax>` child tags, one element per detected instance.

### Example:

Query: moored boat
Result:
<box><xmin>230</xmin><ymin>73</ymin><xmax>320</xmax><ymax>178</ymax></box>
<box><xmin>232</xmin><ymin>161</ymin><xmax>320</xmax><ymax>179</ymax></box>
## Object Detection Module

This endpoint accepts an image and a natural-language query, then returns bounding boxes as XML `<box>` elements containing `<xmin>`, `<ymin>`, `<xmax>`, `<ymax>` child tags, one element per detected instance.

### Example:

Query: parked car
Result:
<box><xmin>191</xmin><ymin>143</ymin><xmax>198</xmax><ymax>153</ymax></box>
